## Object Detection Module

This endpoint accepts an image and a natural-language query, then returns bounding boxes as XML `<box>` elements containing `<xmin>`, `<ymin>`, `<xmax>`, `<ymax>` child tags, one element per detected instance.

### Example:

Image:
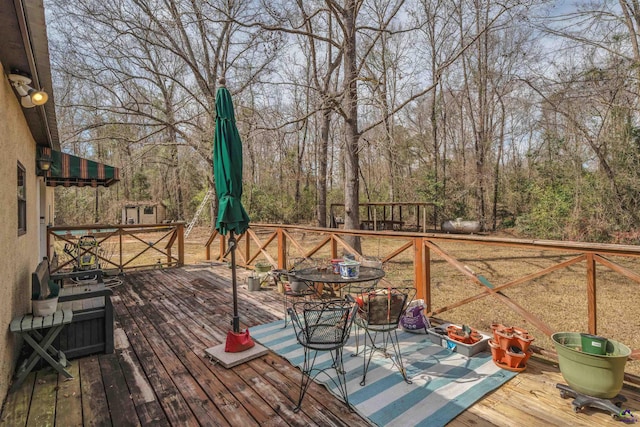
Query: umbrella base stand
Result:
<box><xmin>204</xmin><ymin>343</ymin><xmax>268</xmax><ymax>369</ymax></box>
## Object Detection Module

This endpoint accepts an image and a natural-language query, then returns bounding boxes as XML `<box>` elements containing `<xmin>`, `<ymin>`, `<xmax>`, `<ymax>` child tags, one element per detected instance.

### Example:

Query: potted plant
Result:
<box><xmin>255</xmin><ymin>262</ymin><xmax>272</xmax><ymax>274</ymax></box>
<box><xmin>32</xmin><ymin>279</ymin><xmax>60</xmax><ymax>317</ymax></box>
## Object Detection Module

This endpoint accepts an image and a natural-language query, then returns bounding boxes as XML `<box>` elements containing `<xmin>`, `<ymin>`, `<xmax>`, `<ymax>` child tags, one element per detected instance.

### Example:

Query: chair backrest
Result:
<box><xmin>289</xmin><ymin>299</ymin><xmax>358</xmax><ymax>348</ymax></box>
<box><xmin>358</xmin><ymin>286</ymin><xmax>416</xmax><ymax>326</ymax></box>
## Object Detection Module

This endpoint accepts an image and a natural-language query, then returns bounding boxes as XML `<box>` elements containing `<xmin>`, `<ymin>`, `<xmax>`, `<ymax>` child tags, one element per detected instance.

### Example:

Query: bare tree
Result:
<box><xmin>49</xmin><ymin>0</ymin><xmax>281</xmax><ymax>221</ymax></box>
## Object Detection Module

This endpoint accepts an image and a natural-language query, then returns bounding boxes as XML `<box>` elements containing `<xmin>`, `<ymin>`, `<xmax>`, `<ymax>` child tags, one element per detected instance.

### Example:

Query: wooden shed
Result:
<box><xmin>122</xmin><ymin>202</ymin><xmax>167</xmax><ymax>225</ymax></box>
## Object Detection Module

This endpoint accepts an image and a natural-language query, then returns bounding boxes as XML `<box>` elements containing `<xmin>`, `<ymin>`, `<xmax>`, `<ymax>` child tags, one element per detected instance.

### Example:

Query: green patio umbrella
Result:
<box><xmin>213</xmin><ymin>79</ymin><xmax>251</xmax><ymax>336</ymax></box>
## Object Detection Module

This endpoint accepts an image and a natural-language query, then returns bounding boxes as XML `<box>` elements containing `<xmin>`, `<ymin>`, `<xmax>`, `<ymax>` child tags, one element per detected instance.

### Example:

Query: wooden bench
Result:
<box><xmin>32</xmin><ymin>258</ymin><xmax>114</xmax><ymax>359</ymax></box>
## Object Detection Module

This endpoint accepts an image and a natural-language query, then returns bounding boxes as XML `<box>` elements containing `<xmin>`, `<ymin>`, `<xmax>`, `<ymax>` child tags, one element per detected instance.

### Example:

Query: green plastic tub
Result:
<box><xmin>552</xmin><ymin>332</ymin><xmax>630</xmax><ymax>398</ymax></box>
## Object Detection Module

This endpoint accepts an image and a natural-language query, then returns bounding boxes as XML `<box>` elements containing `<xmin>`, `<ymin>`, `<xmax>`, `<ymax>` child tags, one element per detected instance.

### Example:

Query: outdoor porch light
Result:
<box><xmin>37</xmin><ymin>153</ymin><xmax>52</xmax><ymax>173</ymax></box>
<box><xmin>8</xmin><ymin>72</ymin><xmax>49</xmax><ymax>108</ymax></box>
<box><xmin>37</xmin><ymin>157</ymin><xmax>52</xmax><ymax>172</ymax></box>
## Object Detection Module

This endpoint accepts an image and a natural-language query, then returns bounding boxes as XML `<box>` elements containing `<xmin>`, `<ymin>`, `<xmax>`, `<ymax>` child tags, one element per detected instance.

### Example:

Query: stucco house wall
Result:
<box><xmin>0</xmin><ymin>62</ymin><xmax>43</xmax><ymax>400</ymax></box>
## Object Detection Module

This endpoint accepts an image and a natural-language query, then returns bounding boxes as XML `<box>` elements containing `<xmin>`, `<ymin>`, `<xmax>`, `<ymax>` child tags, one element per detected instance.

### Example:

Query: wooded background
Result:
<box><xmin>45</xmin><ymin>0</ymin><xmax>640</xmax><ymax>243</ymax></box>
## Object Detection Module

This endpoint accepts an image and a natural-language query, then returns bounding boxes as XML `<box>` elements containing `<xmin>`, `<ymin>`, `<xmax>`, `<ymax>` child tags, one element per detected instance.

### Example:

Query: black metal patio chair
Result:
<box><xmin>282</xmin><ymin>278</ymin><xmax>316</xmax><ymax>328</ymax></box>
<box><xmin>287</xmin><ymin>298</ymin><xmax>358</xmax><ymax>412</ymax></box>
<box><xmin>340</xmin><ymin>258</ymin><xmax>384</xmax><ymax>357</ymax></box>
<box><xmin>355</xmin><ymin>286</ymin><xmax>416</xmax><ymax>386</ymax></box>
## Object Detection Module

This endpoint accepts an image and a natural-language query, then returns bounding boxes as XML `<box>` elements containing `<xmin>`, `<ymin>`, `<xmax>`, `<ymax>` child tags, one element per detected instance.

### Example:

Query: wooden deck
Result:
<box><xmin>2</xmin><ymin>264</ymin><xmax>640</xmax><ymax>426</ymax></box>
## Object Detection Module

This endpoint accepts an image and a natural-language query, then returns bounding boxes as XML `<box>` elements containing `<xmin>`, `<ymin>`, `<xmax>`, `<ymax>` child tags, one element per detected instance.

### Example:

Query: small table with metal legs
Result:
<box><xmin>287</xmin><ymin>266</ymin><xmax>385</xmax><ymax>345</ymax></box>
<box><xmin>290</xmin><ymin>266</ymin><xmax>386</xmax><ymax>357</ymax></box>
<box><xmin>10</xmin><ymin>309</ymin><xmax>74</xmax><ymax>389</ymax></box>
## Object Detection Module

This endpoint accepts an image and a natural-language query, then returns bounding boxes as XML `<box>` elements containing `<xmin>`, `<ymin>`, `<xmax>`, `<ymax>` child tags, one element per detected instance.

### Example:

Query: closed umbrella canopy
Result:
<box><xmin>214</xmin><ymin>85</ymin><xmax>250</xmax><ymax>236</ymax></box>
<box><xmin>213</xmin><ymin>81</ymin><xmax>251</xmax><ymax>337</ymax></box>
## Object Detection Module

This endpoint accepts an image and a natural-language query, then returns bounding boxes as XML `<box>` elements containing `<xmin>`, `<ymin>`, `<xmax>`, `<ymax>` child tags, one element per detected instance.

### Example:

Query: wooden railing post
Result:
<box><xmin>177</xmin><ymin>223</ymin><xmax>184</xmax><ymax>266</ymax></box>
<box><xmin>414</xmin><ymin>237</ymin><xmax>429</xmax><ymax>303</ymax></box>
<box><xmin>167</xmin><ymin>226</ymin><xmax>174</xmax><ymax>266</ymax></box>
<box><xmin>242</xmin><ymin>232</ymin><xmax>249</xmax><ymax>267</ymax></box>
<box><xmin>204</xmin><ymin>229</ymin><xmax>218</xmax><ymax>261</ymax></box>
<box><xmin>119</xmin><ymin>227</ymin><xmax>123</xmax><ymax>273</ymax></box>
<box><xmin>424</xmin><ymin>241</ymin><xmax>431</xmax><ymax>312</ymax></box>
<box><xmin>587</xmin><ymin>253</ymin><xmax>597</xmax><ymax>334</ymax></box>
<box><xmin>331</xmin><ymin>234</ymin><xmax>338</xmax><ymax>259</ymax></box>
<box><xmin>277</xmin><ymin>228</ymin><xmax>287</xmax><ymax>269</ymax></box>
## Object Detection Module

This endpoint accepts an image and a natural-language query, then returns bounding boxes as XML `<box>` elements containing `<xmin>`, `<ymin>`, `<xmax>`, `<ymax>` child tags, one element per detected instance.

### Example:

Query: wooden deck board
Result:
<box><xmin>78</xmin><ymin>356</ymin><xmax>111</xmax><ymax>427</ymax></box>
<box><xmin>55</xmin><ymin>362</ymin><xmax>82</xmax><ymax>427</ymax></box>
<box><xmin>118</xmin><ymin>301</ymin><xmax>231</xmax><ymax>427</ymax></box>
<box><xmin>112</xmin><ymin>326</ymin><xmax>170</xmax><ymax>426</ymax></box>
<box><xmin>111</xmin><ymin>291</ymin><xmax>203</xmax><ymax>427</ymax></box>
<box><xmin>140</xmin><ymin>301</ymin><xmax>277</xmax><ymax>426</ymax></box>
<box><xmin>2</xmin><ymin>263</ymin><xmax>640</xmax><ymax>426</ymax></box>
<box><xmin>0</xmin><ymin>373</ymin><xmax>33</xmax><ymax>426</ymax></box>
<box><xmin>27</xmin><ymin>369</ymin><xmax>57</xmax><ymax>427</ymax></box>
<box><xmin>100</xmin><ymin>352</ymin><xmax>141</xmax><ymax>427</ymax></box>
<box><xmin>125</xmin><ymin>287</ymin><xmax>257</xmax><ymax>426</ymax></box>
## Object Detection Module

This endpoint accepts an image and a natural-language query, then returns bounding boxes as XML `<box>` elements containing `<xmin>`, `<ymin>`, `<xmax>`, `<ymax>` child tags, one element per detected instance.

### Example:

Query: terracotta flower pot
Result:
<box><xmin>505</xmin><ymin>346</ymin><xmax>527</xmax><ymax>369</ymax></box>
<box><xmin>515</xmin><ymin>332</ymin><xmax>535</xmax><ymax>353</ymax></box>
<box><xmin>495</xmin><ymin>328</ymin><xmax>517</xmax><ymax>351</ymax></box>
<box><xmin>490</xmin><ymin>323</ymin><xmax>506</xmax><ymax>340</ymax></box>
<box><xmin>490</xmin><ymin>325</ymin><xmax>534</xmax><ymax>372</ymax></box>
<box><xmin>512</xmin><ymin>326</ymin><xmax>529</xmax><ymax>336</ymax></box>
<box><xmin>446</xmin><ymin>325</ymin><xmax>467</xmax><ymax>343</ymax></box>
<box><xmin>488</xmin><ymin>339</ymin><xmax>504</xmax><ymax>362</ymax></box>
<box><xmin>447</xmin><ymin>325</ymin><xmax>482</xmax><ymax>345</ymax></box>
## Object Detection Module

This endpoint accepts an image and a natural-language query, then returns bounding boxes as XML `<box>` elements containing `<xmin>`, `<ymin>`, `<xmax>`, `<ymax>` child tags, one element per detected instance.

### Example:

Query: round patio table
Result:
<box><xmin>290</xmin><ymin>266</ymin><xmax>385</xmax><ymax>296</ymax></box>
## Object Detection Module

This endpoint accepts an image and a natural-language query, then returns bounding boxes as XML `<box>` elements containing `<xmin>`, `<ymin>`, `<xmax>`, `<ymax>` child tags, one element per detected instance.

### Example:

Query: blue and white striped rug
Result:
<box><xmin>250</xmin><ymin>320</ymin><xmax>518</xmax><ymax>426</ymax></box>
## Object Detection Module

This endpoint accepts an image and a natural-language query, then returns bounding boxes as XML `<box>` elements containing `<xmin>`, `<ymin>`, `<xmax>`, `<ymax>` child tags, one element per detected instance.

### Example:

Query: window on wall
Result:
<box><xmin>143</xmin><ymin>206</ymin><xmax>154</xmax><ymax>215</ymax></box>
<box><xmin>18</xmin><ymin>162</ymin><xmax>26</xmax><ymax>235</ymax></box>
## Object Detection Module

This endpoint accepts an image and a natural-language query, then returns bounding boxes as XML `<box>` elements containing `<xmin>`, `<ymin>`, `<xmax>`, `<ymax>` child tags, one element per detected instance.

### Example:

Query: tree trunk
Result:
<box><xmin>492</xmin><ymin>97</ymin><xmax>506</xmax><ymax>231</ymax></box>
<box><xmin>317</xmin><ymin>108</ymin><xmax>330</xmax><ymax>227</ymax></box>
<box><xmin>342</xmin><ymin>0</ymin><xmax>361</xmax><ymax>251</ymax></box>
<box><xmin>168</xmin><ymin>126</ymin><xmax>184</xmax><ymax>221</ymax></box>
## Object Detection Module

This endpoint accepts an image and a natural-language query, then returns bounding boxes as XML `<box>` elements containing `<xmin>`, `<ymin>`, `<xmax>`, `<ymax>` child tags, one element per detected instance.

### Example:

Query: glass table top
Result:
<box><xmin>291</xmin><ymin>266</ymin><xmax>385</xmax><ymax>284</ymax></box>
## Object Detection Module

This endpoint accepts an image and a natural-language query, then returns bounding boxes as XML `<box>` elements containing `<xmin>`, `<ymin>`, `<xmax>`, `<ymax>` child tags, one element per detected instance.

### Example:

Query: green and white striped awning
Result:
<box><xmin>39</xmin><ymin>147</ymin><xmax>120</xmax><ymax>187</ymax></box>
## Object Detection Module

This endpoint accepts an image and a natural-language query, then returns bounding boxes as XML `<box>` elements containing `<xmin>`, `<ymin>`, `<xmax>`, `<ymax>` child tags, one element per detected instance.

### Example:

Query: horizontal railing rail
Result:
<box><xmin>205</xmin><ymin>224</ymin><xmax>640</xmax><ymax>367</ymax></box>
<box><xmin>47</xmin><ymin>223</ymin><xmax>185</xmax><ymax>274</ymax></box>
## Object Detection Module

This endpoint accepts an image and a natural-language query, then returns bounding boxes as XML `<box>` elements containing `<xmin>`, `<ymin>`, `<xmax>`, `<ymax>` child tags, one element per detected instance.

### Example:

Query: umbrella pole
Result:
<box><xmin>229</xmin><ymin>231</ymin><xmax>240</xmax><ymax>333</ymax></box>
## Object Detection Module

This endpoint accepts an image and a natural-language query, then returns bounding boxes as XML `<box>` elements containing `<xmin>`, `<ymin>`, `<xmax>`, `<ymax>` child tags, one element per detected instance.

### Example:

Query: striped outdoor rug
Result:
<box><xmin>251</xmin><ymin>320</ymin><xmax>518</xmax><ymax>427</ymax></box>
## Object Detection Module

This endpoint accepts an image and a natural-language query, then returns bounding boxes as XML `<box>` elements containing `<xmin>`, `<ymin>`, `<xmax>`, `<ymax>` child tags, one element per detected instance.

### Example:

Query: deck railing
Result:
<box><xmin>205</xmin><ymin>224</ymin><xmax>640</xmax><ymax>364</ymax></box>
<box><xmin>47</xmin><ymin>223</ymin><xmax>185</xmax><ymax>274</ymax></box>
